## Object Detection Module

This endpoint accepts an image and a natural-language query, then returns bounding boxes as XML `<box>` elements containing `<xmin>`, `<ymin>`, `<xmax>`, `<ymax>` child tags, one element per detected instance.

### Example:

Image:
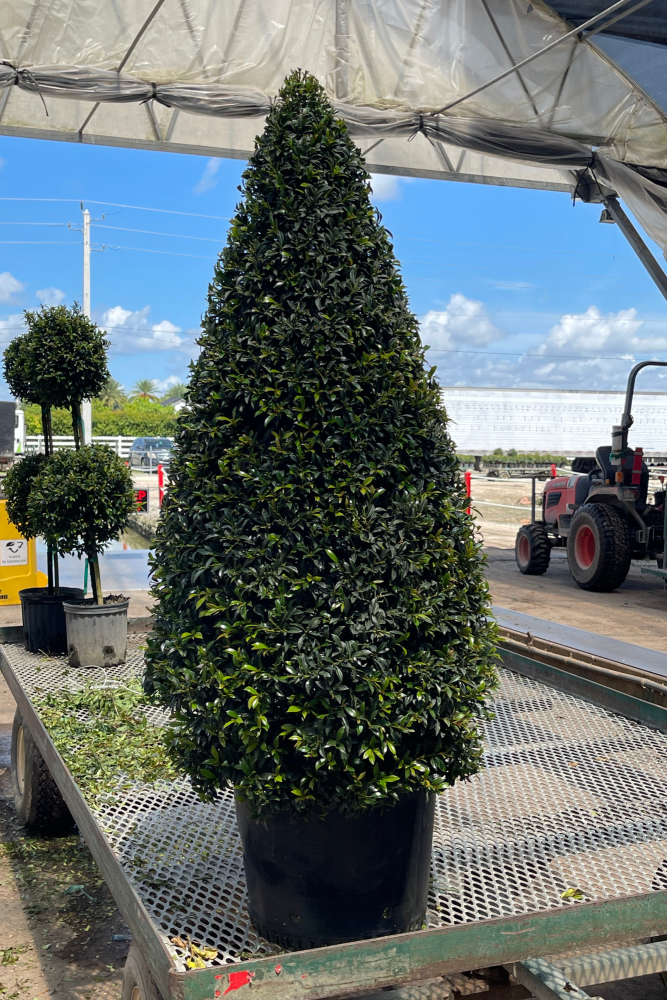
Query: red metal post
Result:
<box><xmin>158</xmin><ymin>463</ymin><xmax>164</xmax><ymax>507</ymax></box>
<box><xmin>465</xmin><ymin>469</ymin><xmax>472</xmax><ymax>515</ymax></box>
<box><xmin>551</xmin><ymin>463</ymin><xmax>557</xmax><ymax>479</ymax></box>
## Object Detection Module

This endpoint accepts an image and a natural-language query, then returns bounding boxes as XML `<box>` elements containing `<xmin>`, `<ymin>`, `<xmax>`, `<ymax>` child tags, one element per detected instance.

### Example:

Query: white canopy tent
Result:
<box><xmin>0</xmin><ymin>0</ymin><xmax>666</xmax><ymax>260</ymax></box>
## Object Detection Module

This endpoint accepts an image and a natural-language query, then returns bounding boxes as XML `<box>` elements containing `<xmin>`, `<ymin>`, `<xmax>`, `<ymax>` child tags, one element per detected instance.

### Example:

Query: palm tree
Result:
<box><xmin>130</xmin><ymin>379</ymin><xmax>158</xmax><ymax>402</ymax></box>
<box><xmin>161</xmin><ymin>382</ymin><xmax>188</xmax><ymax>400</ymax></box>
<box><xmin>97</xmin><ymin>377</ymin><xmax>127</xmax><ymax>410</ymax></box>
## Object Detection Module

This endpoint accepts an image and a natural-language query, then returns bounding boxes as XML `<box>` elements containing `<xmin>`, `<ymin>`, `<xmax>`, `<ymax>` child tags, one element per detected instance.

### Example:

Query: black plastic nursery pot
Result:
<box><xmin>236</xmin><ymin>790</ymin><xmax>435</xmax><ymax>949</ymax></box>
<box><xmin>19</xmin><ymin>587</ymin><xmax>85</xmax><ymax>655</ymax></box>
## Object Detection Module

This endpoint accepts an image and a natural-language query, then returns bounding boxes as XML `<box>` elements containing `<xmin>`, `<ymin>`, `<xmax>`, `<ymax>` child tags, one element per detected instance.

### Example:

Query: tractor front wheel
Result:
<box><xmin>567</xmin><ymin>504</ymin><xmax>631</xmax><ymax>592</ymax></box>
<box><xmin>515</xmin><ymin>523</ymin><xmax>551</xmax><ymax>575</ymax></box>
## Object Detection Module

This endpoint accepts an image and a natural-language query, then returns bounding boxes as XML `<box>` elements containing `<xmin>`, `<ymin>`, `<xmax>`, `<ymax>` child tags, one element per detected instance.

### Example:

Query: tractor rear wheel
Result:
<box><xmin>567</xmin><ymin>504</ymin><xmax>631</xmax><ymax>592</ymax></box>
<box><xmin>515</xmin><ymin>523</ymin><xmax>551</xmax><ymax>575</ymax></box>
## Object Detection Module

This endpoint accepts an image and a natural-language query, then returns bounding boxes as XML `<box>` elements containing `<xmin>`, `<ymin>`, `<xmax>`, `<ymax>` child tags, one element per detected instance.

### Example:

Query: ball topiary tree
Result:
<box><xmin>144</xmin><ymin>71</ymin><xmax>496</xmax><ymax>821</ymax></box>
<box><xmin>27</xmin><ymin>445</ymin><xmax>135</xmax><ymax>604</ymax></box>
<box><xmin>4</xmin><ymin>304</ymin><xmax>109</xmax><ymax>451</ymax></box>
<box><xmin>4</xmin><ymin>453</ymin><xmax>47</xmax><ymax>539</ymax></box>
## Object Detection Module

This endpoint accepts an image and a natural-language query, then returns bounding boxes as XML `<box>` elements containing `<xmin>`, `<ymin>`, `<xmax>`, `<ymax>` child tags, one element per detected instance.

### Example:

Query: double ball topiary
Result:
<box><xmin>144</xmin><ymin>71</ymin><xmax>497</xmax><ymax>820</ymax></box>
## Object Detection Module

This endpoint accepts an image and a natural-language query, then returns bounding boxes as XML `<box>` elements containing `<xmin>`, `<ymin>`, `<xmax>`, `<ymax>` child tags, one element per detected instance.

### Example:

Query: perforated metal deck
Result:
<box><xmin>4</xmin><ymin>641</ymin><xmax>667</xmax><ymax>974</ymax></box>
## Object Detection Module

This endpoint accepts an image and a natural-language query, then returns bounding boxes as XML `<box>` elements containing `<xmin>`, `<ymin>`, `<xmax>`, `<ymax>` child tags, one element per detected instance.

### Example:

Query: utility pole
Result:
<box><xmin>81</xmin><ymin>207</ymin><xmax>92</xmax><ymax>444</ymax></box>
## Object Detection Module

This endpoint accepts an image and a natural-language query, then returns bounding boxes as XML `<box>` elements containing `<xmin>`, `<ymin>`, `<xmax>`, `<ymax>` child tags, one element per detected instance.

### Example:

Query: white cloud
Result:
<box><xmin>536</xmin><ymin>305</ymin><xmax>667</xmax><ymax>356</ymax></box>
<box><xmin>421</xmin><ymin>297</ymin><xmax>667</xmax><ymax>392</ymax></box>
<box><xmin>0</xmin><ymin>314</ymin><xmax>26</xmax><ymax>346</ymax></box>
<box><xmin>101</xmin><ymin>305</ymin><xmax>184</xmax><ymax>354</ymax></box>
<box><xmin>0</xmin><ymin>272</ymin><xmax>24</xmax><ymax>303</ymax></box>
<box><xmin>36</xmin><ymin>287</ymin><xmax>65</xmax><ymax>307</ymax></box>
<box><xmin>369</xmin><ymin>174</ymin><xmax>401</xmax><ymax>202</ymax></box>
<box><xmin>193</xmin><ymin>158</ymin><xmax>221</xmax><ymax>195</ymax></box>
<box><xmin>154</xmin><ymin>375</ymin><xmax>183</xmax><ymax>394</ymax></box>
<box><xmin>420</xmin><ymin>294</ymin><xmax>504</xmax><ymax>351</ymax></box>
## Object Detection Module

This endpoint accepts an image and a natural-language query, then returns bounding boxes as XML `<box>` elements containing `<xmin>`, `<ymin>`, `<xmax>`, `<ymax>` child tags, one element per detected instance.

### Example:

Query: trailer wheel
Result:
<box><xmin>122</xmin><ymin>944</ymin><xmax>164</xmax><ymax>1000</ymax></box>
<box><xmin>515</xmin><ymin>523</ymin><xmax>551</xmax><ymax>575</ymax></box>
<box><xmin>567</xmin><ymin>504</ymin><xmax>631</xmax><ymax>592</ymax></box>
<box><xmin>11</xmin><ymin>710</ymin><xmax>74</xmax><ymax>835</ymax></box>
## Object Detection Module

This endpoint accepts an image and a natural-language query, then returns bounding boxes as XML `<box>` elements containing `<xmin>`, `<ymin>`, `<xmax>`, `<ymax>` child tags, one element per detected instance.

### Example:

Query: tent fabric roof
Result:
<box><xmin>0</xmin><ymin>0</ymin><xmax>666</xmax><ymax>253</ymax></box>
<box><xmin>548</xmin><ymin>1</ymin><xmax>667</xmax><ymax>44</ymax></box>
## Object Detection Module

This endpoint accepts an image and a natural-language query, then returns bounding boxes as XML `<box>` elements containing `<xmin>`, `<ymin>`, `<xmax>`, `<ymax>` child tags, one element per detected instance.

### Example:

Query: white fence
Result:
<box><xmin>26</xmin><ymin>435</ymin><xmax>147</xmax><ymax>457</ymax></box>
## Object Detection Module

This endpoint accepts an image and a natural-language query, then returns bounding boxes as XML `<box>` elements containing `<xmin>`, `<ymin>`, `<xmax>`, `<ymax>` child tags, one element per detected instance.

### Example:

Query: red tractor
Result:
<box><xmin>515</xmin><ymin>360</ymin><xmax>667</xmax><ymax>592</ymax></box>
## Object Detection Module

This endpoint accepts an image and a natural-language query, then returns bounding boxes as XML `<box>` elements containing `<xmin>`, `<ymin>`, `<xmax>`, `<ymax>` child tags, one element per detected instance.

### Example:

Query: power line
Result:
<box><xmin>407</xmin><ymin>276</ymin><xmax>664</xmax><ymax>296</ymax></box>
<box><xmin>0</xmin><ymin>197</ymin><xmax>230</xmax><ymax>221</ymax></box>
<box><xmin>425</xmin><ymin>347</ymin><xmax>665</xmax><ymax>361</ymax></box>
<box><xmin>105</xmin><ymin>244</ymin><xmax>214</xmax><ymax>260</ymax></box>
<box><xmin>95</xmin><ymin>224</ymin><xmax>222</xmax><ymax>242</ymax></box>
<box><xmin>0</xmin><ymin>197</ymin><xmax>640</xmax><ymax>257</ymax></box>
<box><xmin>401</xmin><ymin>259</ymin><xmax>652</xmax><ymax>283</ymax></box>
<box><xmin>394</xmin><ymin>236</ymin><xmax>634</xmax><ymax>259</ymax></box>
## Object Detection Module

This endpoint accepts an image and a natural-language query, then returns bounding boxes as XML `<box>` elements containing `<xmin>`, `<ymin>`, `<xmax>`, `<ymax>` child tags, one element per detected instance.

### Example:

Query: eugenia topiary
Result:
<box><xmin>4</xmin><ymin>304</ymin><xmax>109</xmax><ymax>449</ymax></box>
<box><xmin>144</xmin><ymin>71</ymin><xmax>497</xmax><ymax>820</ymax></box>
<box><xmin>27</xmin><ymin>445</ymin><xmax>135</xmax><ymax>603</ymax></box>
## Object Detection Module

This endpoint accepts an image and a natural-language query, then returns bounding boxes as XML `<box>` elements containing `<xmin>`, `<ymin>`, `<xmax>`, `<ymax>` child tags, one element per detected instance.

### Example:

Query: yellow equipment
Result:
<box><xmin>0</xmin><ymin>498</ymin><xmax>47</xmax><ymax>604</ymax></box>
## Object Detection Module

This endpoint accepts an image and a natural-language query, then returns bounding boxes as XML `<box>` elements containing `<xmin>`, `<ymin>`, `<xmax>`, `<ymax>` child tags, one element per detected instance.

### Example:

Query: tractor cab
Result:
<box><xmin>515</xmin><ymin>361</ymin><xmax>667</xmax><ymax>592</ymax></box>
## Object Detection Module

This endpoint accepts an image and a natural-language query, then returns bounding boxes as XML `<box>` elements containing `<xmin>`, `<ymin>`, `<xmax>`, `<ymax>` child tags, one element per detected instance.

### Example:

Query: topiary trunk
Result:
<box><xmin>144</xmin><ymin>71</ymin><xmax>497</xmax><ymax>821</ymax></box>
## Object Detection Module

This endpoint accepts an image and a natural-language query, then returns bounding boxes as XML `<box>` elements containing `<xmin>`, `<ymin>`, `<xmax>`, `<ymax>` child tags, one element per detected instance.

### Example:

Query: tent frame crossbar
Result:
<box><xmin>436</xmin><ymin>0</ymin><xmax>657</xmax><ymax>114</ymax></box>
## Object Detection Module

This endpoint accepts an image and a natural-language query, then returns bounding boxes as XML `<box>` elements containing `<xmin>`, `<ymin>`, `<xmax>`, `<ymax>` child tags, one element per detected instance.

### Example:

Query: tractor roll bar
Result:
<box><xmin>619</xmin><ymin>360</ymin><xmax>667</xmax><ymax>454</ymax></box>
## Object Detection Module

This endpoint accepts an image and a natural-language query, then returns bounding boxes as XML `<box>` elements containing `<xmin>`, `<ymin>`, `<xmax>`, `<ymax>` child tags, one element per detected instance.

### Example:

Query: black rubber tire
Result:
<box><xmin>11</xmin><ymin>710</ymin><xmax>74</xmax><ymax>835</ymax></box>
<box><xmin>121</xmin><ymin>944</ymin><xmax>164</xmax><ymax>1000</ymax></box>
<box><xmin>515</xmin><ymin>523</ymin><xmax>551</xmax><ymax>575</ymax></box>
<box><xmin>567</xmin><ymin>503</ymin><xmax>631</xmax><ymax>592</ymax></box>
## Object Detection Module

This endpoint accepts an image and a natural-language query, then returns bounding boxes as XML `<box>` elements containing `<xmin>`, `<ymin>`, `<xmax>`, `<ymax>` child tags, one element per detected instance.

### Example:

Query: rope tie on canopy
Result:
<box><xmin>0</xmin><ymin>62</ymin><xmax>49</xmax><ymax>117</ymax></box>
<box><xmin>407</xmin><ymin>114</ymin><xmax>425</xmax><ymax>142</ymax></box>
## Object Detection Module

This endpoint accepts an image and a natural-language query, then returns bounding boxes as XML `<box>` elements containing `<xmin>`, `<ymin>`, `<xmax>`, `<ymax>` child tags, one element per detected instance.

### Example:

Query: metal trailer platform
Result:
<box><xmin>2</xmin><ymin>632</ymin><xmax>667</xmax><ymax>1000</ymax></box>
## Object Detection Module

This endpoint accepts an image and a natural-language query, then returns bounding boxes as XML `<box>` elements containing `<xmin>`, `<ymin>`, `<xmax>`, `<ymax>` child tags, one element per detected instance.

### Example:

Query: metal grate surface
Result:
<box><xmin>4</xmin><ymin>642</ymin><xmax>667</xmax><ymax>971</ymax></box>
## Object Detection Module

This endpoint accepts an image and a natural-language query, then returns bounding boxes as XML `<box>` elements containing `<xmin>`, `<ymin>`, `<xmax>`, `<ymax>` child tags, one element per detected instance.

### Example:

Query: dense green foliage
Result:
<box><xmin>3</xmin><ymin>304</ymin><xmax>109</xmax><ymax>408</ymax></box>
<box><xmin>27</xmin><ymin>445</ymin><xmax>134</xmax><ymax>559</ymax></box>
<box><xmin>144</xmin><ymin>72</ymin><xmax>496</xmax><ymax>820</ymax></box>
<box><xmin>4</xmin><ymin>453</ymin><xmax>47</xmax><ymax>537</ymax></box>
<box><xmin>21</xmin><ymin>399</ymin><xmax>178</xmax><ymax>437</ymax></box>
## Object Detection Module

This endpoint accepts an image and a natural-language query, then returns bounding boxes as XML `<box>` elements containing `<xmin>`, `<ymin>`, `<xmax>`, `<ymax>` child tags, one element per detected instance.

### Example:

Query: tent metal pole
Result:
<box><xmin>77</xmin><ymin>0</ymin><xmax>168</xmax><ymax>137</ymax></box>
<box><xmin>335</xmin><ymin>0</ymin><xmax>350</xmax><ymax>101</ymax></box>
<box><xmin>436</xmin><ymin>0</ymin><xmax>656</xmax><ymax>114</ymax></box>
<box><xmin>603</xmin><ymin>195</ymin><xmax>667</xmax><ymax>303</ymax></box>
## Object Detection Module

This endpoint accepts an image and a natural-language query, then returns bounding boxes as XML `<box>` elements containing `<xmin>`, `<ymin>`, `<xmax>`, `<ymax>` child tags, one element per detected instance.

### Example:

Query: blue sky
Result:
<box><xmin>0</xmin><ymin>133</ymin><xmax>665</xmax><ymax>397</ymax></box>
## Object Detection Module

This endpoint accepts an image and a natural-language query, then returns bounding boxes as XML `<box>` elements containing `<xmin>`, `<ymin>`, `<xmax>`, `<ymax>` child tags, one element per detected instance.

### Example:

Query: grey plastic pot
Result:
<box><xmin>62</xmin><ymin>599</ymin><xmax>129</xmax><ymax>668</ymax></box>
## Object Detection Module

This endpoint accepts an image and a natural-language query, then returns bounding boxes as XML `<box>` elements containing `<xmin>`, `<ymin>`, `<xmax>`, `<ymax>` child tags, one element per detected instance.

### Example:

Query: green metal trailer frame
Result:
<box><xmin>2</xmin><ymin>633</ymin><xmax>667</xmax><ymax>1000</ymax></box>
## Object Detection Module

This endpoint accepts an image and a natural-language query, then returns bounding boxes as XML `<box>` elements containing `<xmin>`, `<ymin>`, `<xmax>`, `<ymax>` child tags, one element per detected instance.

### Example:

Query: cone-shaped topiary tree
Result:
<box><xmin>144</xmin><ymin>71</ymin><xmax>497</xmax><ymax>820</ymax></box>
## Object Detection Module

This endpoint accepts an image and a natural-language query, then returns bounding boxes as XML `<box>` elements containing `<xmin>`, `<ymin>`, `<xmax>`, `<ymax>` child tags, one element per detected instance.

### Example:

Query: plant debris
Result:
<box><xmin>35</xmin><ymin>679</ymin><xmax>179</xmax><ymax>808</ymax></box>
<box><xmin>169</xmin><ymin>936</ymin><xmax>218</xmax><ymax>968</ymax></box>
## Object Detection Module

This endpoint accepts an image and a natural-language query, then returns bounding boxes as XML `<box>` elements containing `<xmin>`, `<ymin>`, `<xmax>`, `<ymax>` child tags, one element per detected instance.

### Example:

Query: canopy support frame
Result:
<box><xmin>602</xmin><ymin>194</ymin><xmax>667</xmax><ymax>303</ymax></box>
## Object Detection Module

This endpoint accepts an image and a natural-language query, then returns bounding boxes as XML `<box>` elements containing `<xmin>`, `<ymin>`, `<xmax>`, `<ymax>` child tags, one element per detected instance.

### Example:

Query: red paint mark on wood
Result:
<box><xmin>223</xmin><ymin>971</ymin><xmax>255</xmax><ymax>994</ymax></box>
<box><xmin>274</xmin><ymin>965</ymin><xmax>282</xmax><ymax>975</ymax></box>
<box><xmin>215</xmin><ymin>992</ymin><xmax>221</xmax><ymax>997</ymax></box>
<box><xmin>215</xmin><ymin>975</ymin><xmax>223</xmax><ymax>980</ymax></box>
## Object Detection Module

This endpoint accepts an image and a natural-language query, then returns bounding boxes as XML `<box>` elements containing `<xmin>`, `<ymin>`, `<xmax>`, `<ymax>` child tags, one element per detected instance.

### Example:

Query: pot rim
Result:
<box><xmin>62</xmin><ymin>599</ymin><xmax>130</xmax><ymax>615</ymax></box>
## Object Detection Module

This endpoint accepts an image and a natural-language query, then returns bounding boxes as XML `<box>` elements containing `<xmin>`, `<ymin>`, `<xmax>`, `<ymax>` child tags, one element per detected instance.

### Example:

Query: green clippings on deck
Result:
<box><xmin>35</xmin><ymin>680</ymin><xmax>180</xmax><ymax>808</ymax></box>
